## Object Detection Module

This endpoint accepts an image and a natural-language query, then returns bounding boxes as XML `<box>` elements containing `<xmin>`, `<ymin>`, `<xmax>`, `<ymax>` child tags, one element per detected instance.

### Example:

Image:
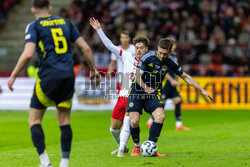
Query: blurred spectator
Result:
<box><xmin>0</xmin><ymin>84</ymin><xmax>2</xmax><ymax>93</ymax></box>
<box><xmin>59</xmin><ymin>8</ymin><xmax>70</xmax><ymax>19</ymax></box>
<box><xmin>68</xmin><ymin>0</ymin><xmax>249</xmax><ymax>77</ymax></box>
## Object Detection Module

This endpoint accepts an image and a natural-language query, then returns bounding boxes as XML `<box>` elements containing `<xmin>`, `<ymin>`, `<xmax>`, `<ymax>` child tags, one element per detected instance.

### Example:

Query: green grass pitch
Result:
<box><xmin>0</xmin><ymin>110</ymin><xmax>249</xmax><ymax>167</ymax></box>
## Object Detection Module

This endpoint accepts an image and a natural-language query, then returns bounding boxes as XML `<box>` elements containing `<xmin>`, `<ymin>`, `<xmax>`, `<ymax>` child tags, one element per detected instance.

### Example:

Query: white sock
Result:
<box><xmin>176</xmin><ymin>120</ymin><xmax>182</xmax><ymax>127</ymax></box>
<box><xmin>39</xmin><ymin>152</ymin><xmax>50</xmax><ymax>166</ymax></box>
<box><xmin>59</xmin><ymin>158</ymin><xmax>69</xmax><ymax>167</ymax></box>
<box><xmin>110</xmin><ymin>127</ymin><xmax>121</xmax><ymax>145</ymax></box>
<box><xmin>119</xmin><ymin>116</ymin><xmax>130</xmax><ymax>150</ymax></box>
<box><xmin>147</xmin><ymin>117</ymin><xmax>154</xmax><ymax>124</ymax></box>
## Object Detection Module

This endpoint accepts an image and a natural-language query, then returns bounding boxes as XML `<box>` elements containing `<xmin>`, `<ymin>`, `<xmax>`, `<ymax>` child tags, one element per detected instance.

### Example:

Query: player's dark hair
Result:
<box><xmin>133</xmin><ymin>36</ymin><xmax>150</xmax><ymax>47</ymax></box>
<box><xmin>165</xmin><ymin>36</ymin><xmax>176</xmax><ymax>44</ymax></box>
<box><xmin>158</xmin><ymin>38</ymin><xmax>174</xmax><ymax>52</ymax></box>
<box><xmin>120</xmin><ymin>30</ymin><xmax>130</xmax><ymax>37</ymax></box>
<box><xmin>33</xmin><ymin>0</ymin><xmax>50</xmax><ymax>9</ymax></box>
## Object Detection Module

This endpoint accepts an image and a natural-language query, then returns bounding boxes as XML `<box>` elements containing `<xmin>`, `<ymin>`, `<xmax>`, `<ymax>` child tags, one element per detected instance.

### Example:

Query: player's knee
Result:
<box><xmin>130</xmin><ymin>119</ymin><xmax>139</xmax><ymax>128</ymax></box>
<box><xmin>28</xmin><ymin>117</ymin><xmax>41</xmax><ymax>127</ymax></box>
<box><xmin>157</xmin><ymin>113</ymin><xmax>165</xmax><ymax>123</ymax></box>
<box><xmin>154</xmin><ymin>112</ymin><xmax>165</xmax><ymax>123</ymax></box>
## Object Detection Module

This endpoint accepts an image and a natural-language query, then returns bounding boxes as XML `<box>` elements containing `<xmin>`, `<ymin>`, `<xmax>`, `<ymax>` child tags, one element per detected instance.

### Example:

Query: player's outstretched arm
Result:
<box><xmin>75</xmin><ymin>37</ymin><xmax>100</xmax><ymax>83</ymax></box>
<box><xmin>89</xmin><ymin>17</ymin><xmax>121</xmax><ymax>57</ymax></box>
<box><xmin>180</xmin><ymin>72</ymin><xmax>213</xmax><ymax>101</ymax></box>
<box><xmin>165</xmin><ymin>73</ymin><xmax>181</xmax><ymax>87</ymax></box>
<box><xmin>8</xmin><ymin>42</ymin><xmax>35</xmax><ymax>91</ymax></box>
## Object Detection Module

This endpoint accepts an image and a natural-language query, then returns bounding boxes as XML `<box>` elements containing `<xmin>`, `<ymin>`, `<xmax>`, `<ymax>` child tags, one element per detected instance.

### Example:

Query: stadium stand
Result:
<box><xmin>69</xmin><ymin>0</ymin><xmax>249</xmax><ymax>77</ymax></box>
<box><xmin>0</xmin><ymin>0</ymin><xmax>249</xmax><ymax>77</ymax></box>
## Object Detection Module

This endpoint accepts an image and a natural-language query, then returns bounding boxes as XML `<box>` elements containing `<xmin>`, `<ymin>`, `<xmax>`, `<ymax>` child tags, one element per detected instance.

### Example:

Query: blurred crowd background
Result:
<box><xmin>65</xmin><ymin>0</ymin><xmax>249</xmax><ymax>77</ymax></box>
<box><xmin>0</xmin><ymin>0</ymin><xmax>249</xmax><ymax>77</ymax></box>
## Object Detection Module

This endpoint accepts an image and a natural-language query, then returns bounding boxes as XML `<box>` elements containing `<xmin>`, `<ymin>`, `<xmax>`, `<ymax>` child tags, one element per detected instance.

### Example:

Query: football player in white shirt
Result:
<box><xmin>107</xmin><ymin>31</ymin><xmax>135</xmax><ymax>94</ymax></box>
<box><xmin>90</xmin><ymin>17</ymin><xmax>149</xmax><ymax>157</ymax></box>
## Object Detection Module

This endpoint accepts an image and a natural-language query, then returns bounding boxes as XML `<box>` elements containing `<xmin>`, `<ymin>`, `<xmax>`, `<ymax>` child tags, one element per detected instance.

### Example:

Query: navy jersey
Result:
<box><xmin>136</xmin><ymin>50</ymin><xmax>183</xmax><ymax>90</ymax></box>
<box><xmin>25</xmin><ymin>15</ymin><xmax>81</xmax><ymax>81</ymax></box>
<box><xmin>168</xmin><ymin>53</ymin><xmax>178</xmax><ymax>79</ymax></box>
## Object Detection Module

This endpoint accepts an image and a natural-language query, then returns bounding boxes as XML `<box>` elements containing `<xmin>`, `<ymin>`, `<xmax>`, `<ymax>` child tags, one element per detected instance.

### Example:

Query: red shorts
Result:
<box><xmin>111</xmin><ymin>97</ymin><xmax>128</xmax><ymax>121</ymax></box>
<box><xmin>116</xmin><ymin>82</ymin><xmax>122</xmax><ymax>94</ymax></box>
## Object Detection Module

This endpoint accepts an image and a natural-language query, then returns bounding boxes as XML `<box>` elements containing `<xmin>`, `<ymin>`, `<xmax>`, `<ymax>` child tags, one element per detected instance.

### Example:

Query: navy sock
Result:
<box><xmin>148</xmin><ymin>122</ymin><xmax>163</xmax><ymax>143</ymax></box>
<box><xmin>130</xmin><ymin>126</ymin><xmax>140</xmax><ymax>144</ymax></box>
<box><xmin>30</xmin><ymin>124</ymin><xmax>46</xmax><ymax>155</ymax></box>
<box><xmin>175</xmin><ymin>102</ymin><xmax>181</xmax><ymax>120</ymax></box>
<box><xmin>60</xmin><ymin>125</ymin><xmax>72</xmax><ymax>158</ymax></box>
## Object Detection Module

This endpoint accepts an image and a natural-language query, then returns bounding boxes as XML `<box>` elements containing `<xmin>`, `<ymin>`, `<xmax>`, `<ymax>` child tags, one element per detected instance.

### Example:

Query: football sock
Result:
<box><xmin>175</xmin><ymin>102</ymin><xmax>181</xmax><ymax>119</ymax></box>
<box><xmin>60</xmin><ymin>125</ymin><xmax>72</xmax><ymax>159</ymax></box>
<box><xmin>147</xmin><ymin>116</ymin><xmax>154</xmax><ymax>124</ymax></box>
<box><xmin>176</xmin><ymin>120</ymin><xmax>182</xmax><ymax>127</ymax></box>
<box><xmin>148</xmin><ymin>122</ymin><xmax>163</xmax><ymax>143</ymax></box>
<box><xmin>39</xmin><ymin>152</ymin><xmax>50</xmax><ymax>166</ymax></box>
<box><xmin>30</xmin><ymin>124</ymin><xmax>46</xmax><ymax>155</ymax></box>
<box><xmin>59</xmin><ymin>158</ymin><xmax>69</xmax><ymax>167</ymax></box>
<box><xmin>119</xmin><ymin>116</ymin><xmax>130</xmax><ymax>150</ymax></box>
<box><xmin>110</xmin><ymin>127</ymin><xmax>121</xmax><ymax>145</ymax></box>
<box><xmin>130</xmin><ymin>126</ymin><xmax>140</xmax><ymax>146</ymax></box>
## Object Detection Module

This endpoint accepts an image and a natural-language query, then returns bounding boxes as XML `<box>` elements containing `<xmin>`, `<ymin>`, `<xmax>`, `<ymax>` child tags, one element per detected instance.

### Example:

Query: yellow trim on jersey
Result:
<box><xmin>57</xmin><ymin>97</ymin><xmax>73</xmax><ymax>108</ymax></box>
<box><xmin>156</xmin><ymin>85</ymin><xmax>162</xmax><ymax>101</ymax></box>
<box><xmin>128</xmin><ymin>79</ymin><xmax>136</xmax><ymax>96</ymax></box>
<box><xmin>35</xmin><ymin>77</ymin><xmax>56</xmax><ymax>107</ymax></box>
<box><xmin>162</xmin><ymin>77</ymin><xmax>168</xmax><ymax>88</ymax></box>
<box><xmin>38</xmin><ymin>40</ymin><xmax>46</xmax><ymax>58</ymax></box>
<box><xmin>39</xmin><ymin>14</ymin><xmax>52</xmax><ymax>18</ymax></box>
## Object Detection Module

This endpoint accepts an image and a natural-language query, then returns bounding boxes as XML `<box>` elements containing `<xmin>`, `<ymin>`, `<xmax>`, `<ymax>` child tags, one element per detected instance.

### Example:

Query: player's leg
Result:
<box><xmin>129</xmin><ymin>111</ymin><xmax>141</xmax><ymax>156</ymax></box>
<box><xmin>173</xmin><ymin>96</ymin><xmax>190</xmax><ymax>130</ymax></box>
<box><xmin>149</xmin><ymin>107</ymin><xmax>166</xmax><ymax>157</ymax></box>
<box><xmin>30</xmin><ymin>80</ymin><xmax>53</xmax><ymax>166</ymax></box>
<box><xmin>29</xmin><ymin>107</ymin><xmax>51</xmax><ymax>166</ymax></box>
<box><xmin>110</xmin><ymin>118</ymin><xmax>123</xmax><ymax>144</ymax></box>
<box><xmin>149</xmin><ymin>107</ymin><xmax>165</xmax><ymax>142</ymax></box>
<box><xmin>118</xmin><ymin>112</ymin><xmax>130</xmax><ymax>157</ymax></box>
<box><xmin>110</xmin><ymin>98</ymin><xmax>126</xmax><ymax>154</ymax></box>
<box><xmin>56</xmin><ymin>107</ymin><xmax>72</xmax><ymax>167</ymax></box>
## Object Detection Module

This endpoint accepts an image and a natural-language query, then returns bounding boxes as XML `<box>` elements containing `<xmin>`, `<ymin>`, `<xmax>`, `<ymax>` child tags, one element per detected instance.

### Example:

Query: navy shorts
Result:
<box><xmin>30</xmin><ymin>77</ymin><xmax>75</xmax><ymax>109</ymax></box>
<box><xmin>126</xmin><ymin>84</ymin><xmax>164</xmax><ymax>114</ymax></box>
<box><xmin>161</xmin><ymin>82</ymin><xmax>180</xmax><ymax>100</ymax></box>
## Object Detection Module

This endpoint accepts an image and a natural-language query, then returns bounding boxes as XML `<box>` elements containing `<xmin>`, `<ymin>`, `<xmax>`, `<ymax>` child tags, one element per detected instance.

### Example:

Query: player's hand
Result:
<box><xmin>8</xmin><ymin>76</ymin><xmax>16</xmax><ymax>91</ymax></box>
<box><xmin>90</xmin><ymin>69</ymin><xmax>101</xmax><ymax>85</ymax></box>
<box><xmin>170</xmin><ymin>80</ymin><xmax>181</xmax><ymax>87</ymax></box>
<box><xmin>201</xmin><ymin>89</ymin><xmax>213</xmax><ymax>102</ymax></box>
<box><xmin>89</xmin><ymin>17</ymin><xmax>101</xmax><ymax>30</ymax></box>
<box><xmin>145</xmin><ymin>86</ymin><xmax>155</xmax><ymax>94</ymax></box>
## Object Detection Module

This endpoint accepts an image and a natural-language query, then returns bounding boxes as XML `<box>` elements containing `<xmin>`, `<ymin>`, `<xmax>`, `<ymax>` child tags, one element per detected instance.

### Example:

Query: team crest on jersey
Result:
<box><xmin>162</xmin><ymin>65</ymin><xmax>167</xmax><ymax>71</ymax></box>
<box><xmin>161</xmin><ymin>94</ymin><xmax>166</xmax><ymax>100</ymax></box>
<box><xmin>129</xmin><ymin>102</ymin><xmax>134</xmax><ymax>107</ymax></box>
<box><xmin>155</xmin><ymin>65</ymin><xmax>160</xmax><ymax>69</ymax></box>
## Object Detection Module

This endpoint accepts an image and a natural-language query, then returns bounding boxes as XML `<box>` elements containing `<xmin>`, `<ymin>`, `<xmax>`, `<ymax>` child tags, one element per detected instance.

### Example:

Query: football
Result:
<box><xmin>141</xmin><ymin>141</ymin><xmax>158</xmax><ymax>156</ymax></box>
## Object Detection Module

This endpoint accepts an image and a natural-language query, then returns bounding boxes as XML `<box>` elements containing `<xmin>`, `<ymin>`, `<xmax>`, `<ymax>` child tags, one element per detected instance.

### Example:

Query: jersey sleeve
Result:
<box><xmin>25</xmin><ymin>22</ymin><xmax>37</xmax><ymax>43</ymax></box>
<box><xmin>96</xmin><ymin>28</ymin><xmax>121</xmax><ymax>57</ymax></box>
<box><xmin>70</xmin><ymin>21</ymin><xmax>81</xmax><ymax>42</ymax></box>
<box><xmin>170</xmin><ymin>58</ymin><xmax>183</xmax><ymax>75</ymax></box>
<box><xmin>137</xmin><ymin>56</ymin><xmax>150</xmax><ymax>71</ymax></box>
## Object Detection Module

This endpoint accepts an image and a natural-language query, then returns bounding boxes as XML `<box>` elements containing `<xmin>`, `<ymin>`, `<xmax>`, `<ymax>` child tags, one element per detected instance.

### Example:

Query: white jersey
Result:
<box><xmin>97</xmin><ymin>28</ymin><xmax>138</xmax><ymax>97</ymax></box>
<box><xmin>111</xmin><ymin>44</ymin><xmax>135</xmax><ymax>74</ymax></box>
<box><xmin>116</xmin><ymin>50</ymin><xmax>139</xmax><ymax>97</ymax></box>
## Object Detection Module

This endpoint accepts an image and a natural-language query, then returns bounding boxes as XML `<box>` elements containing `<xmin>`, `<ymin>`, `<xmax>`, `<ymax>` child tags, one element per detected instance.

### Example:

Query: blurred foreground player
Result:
<box><xmin>8</xmin><ymin>0</ymin><xmax>99</xmax><ymax>166</ymax></box>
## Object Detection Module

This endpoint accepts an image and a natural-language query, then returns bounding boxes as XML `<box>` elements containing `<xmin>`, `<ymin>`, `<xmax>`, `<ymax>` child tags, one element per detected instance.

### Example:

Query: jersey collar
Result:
<box><xmin>39</xmin><ymin>14</ymin><xmax>52</xmax><ymax>18</ymax></box>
